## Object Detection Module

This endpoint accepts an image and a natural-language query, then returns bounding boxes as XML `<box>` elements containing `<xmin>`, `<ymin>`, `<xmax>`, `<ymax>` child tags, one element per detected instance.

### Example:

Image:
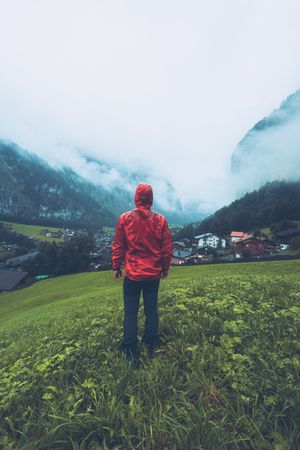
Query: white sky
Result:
<box><xmin>0</xmin><ymin>0</ymin><xmax>300</xmax><ymax>212</ymax></box>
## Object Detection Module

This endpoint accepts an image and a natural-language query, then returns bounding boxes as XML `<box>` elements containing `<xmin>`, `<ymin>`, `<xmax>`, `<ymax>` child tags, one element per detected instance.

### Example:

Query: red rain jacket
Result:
<box><xmin>112</xmin><ymin>183</ymin><xmax>173</xmax><ymax>281</ymax></box>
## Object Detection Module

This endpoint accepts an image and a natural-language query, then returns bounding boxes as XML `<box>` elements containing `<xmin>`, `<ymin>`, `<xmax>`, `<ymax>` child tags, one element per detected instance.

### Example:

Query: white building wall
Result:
<box><xmin>197</xmin><ymin>234</ymin><xmax>226</xmax><ymax>249</ymax></box>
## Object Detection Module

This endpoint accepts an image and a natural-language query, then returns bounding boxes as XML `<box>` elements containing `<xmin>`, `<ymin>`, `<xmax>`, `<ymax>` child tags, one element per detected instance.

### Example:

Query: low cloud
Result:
<box><xmin>1</xmin><ymin>0</ymin><xmax>300</xmax><ymax>215</ymax></box>
<box><xmin>46</xmin><ymin>146</ymin><xmax>184</xmax><ymax>214</ymax></box>
<box><xmin>231</xmin><ymin>91</ymin><xmax>300</xmax><ymax>195</ymax></box>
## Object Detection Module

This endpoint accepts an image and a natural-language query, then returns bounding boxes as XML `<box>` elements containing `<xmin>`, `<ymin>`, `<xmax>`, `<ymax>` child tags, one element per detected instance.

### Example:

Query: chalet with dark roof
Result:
<box><xmin>171</xmin><ymin>249</ymin><xmax>193</xmax><ymax>265</ymax></box>
<box><xmin>173</xmin><ymin>241</ymin><xmax>186</xmax><ymax>251</ymax></box>
<box><xmin>234</xmin><ymin>237</ymin><xmax>269</xmax><ymax>258</ymax></box>
<box><xmin>0</xmin><ymin>270</ymin><xmax>31</xmax><ymax>293</ymax></box>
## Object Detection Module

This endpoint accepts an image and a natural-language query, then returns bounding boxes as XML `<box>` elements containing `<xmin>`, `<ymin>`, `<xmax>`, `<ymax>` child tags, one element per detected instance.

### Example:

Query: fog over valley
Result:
<box><xmin>1</xmin><ymin>0</ymin><xmax>300</xmax><ymax>217</ymax></box>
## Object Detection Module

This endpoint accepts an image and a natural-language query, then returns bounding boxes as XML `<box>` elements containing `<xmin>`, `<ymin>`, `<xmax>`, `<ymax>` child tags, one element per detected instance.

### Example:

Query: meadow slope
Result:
<box><xmin>1</xmin><ymin>221</ymin><xmax>64</xmax><ymax>242</ymax></box>
<box><xmin>0</xmin><ymin>261</ymin><xmax>300</xmax><ymax>449</ymax></box>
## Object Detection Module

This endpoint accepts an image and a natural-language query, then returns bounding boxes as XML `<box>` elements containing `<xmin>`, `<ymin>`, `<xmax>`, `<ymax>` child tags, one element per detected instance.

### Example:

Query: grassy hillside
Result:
<box><xmin>1</xmin><ymin>262</ymin><xmax>300</xmax><ymax>449</ymax></box>
<box><xmin>2</xmin><ymin>220</ymin><xmax>64</xmax><ymax>242</ymax></box>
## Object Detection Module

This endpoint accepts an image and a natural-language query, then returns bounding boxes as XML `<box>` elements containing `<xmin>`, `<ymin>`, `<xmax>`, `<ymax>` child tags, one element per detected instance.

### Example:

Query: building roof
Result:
<box><xmin>230</xmin><ymin>231</ymin><xmax>245</xmax><ymax>237</ymax></box>
<box><xmin>194</xmin><ymin>233</ymin><xmax>214</xmax><ymax>239</ymax></box>
<box><xmin>173</xmin><ymin>241</ymin><xmax>186</xmax><ymax>247</ymax></box>
<box><xmin>181</xmin><ymin>238</ymin><xmax>191</xmax><ymax>244</ymax></box>
<box><xmin>173</xmin><ymin>250</ymin><xmax>193</xmax><ymax>259</ymax></box>
<box><xmin>6</xmin><ymin>251</ymin><xmax>39</xmax><ymax>266</ymax></box>
<box><xmin>238</xmin><ymin>236</ymin><xmax>259</xmax><ymax>243</ymax></box>
<box><xmin>0</xmin><ymin>270</ymin><xmax>29</xmax><ymax>291</ymax></box>
<box><xmin>93</xmin><ymin>249</ymin><xmax>112</xmax><ymax>263</ymax></box>
<box><xmin>235</xmin><ymin>237</ymin><xmax>263</xmax><ymax>245</ymax></box>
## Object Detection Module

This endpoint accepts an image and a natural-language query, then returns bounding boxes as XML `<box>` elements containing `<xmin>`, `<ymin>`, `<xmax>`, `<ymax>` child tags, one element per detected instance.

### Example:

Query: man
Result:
<box><xmin>112</xmin><ymin>183</ymin><xmax>173</xmax><ymax>366</ymax></box>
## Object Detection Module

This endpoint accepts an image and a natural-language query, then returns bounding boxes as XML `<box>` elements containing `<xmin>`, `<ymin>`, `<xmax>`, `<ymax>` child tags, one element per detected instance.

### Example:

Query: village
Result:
<box><xmin>0</xmin><ymin>223</ymin><xmax>114</xmax><ymax>293</ymax></box>
<box><xmin>0</xmin><ymin>224</ymin><xmax>113</xmax><ymax>259</ymax></box>
<box><xmin>0</xmin><ymin>220</ymin><xmax>300</xmax><ymax>294</ymax></box>
<box><xmin>171</xmin><ymin>229</ymin><xmax>299</xmax><ymax>265</ymax></box>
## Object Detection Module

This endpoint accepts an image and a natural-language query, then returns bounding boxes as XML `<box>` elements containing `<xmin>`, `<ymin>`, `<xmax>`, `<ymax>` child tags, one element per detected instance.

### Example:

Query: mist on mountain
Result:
<box><xmin>231</xmin><ymin>90</ymin><xmax>300</xmax><ymax>196</ymax></box>
<box><xmin>0</xmin><ymin>140</ymin><xmax>206</xmax><ymax>226</ymax></box>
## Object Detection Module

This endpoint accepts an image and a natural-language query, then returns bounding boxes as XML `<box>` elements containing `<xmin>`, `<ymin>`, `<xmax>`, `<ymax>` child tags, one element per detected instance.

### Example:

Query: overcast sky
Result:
<box><xmin>1</xmin><ymin>0</ymin><xmax>300</xmax><ymax>212</ymax></box>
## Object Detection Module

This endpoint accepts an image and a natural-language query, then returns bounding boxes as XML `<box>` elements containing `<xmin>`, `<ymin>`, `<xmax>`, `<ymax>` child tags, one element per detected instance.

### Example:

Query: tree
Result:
<box><xmin>270</xmin><ymin>219</ymin><xmax>296</xmax><ymax>233</ymax></box>
<box><xmin>56</xmin><ymin>235</ymin><xmax>95</xmax><ymax>275</ymax></box>
<box><xmin>24</xmin><ymin>235</ymin><xmax>95</xmax><ymax>276</ymax></box>
<box><xmin>270</xmin><ymin>201</ymin><xmax>291</xmax><ymax>224</ymax></box>
<box><xmin>24</xmin><ymin>241</ymin><xmax>58</xmax><ymax>276</ymax></box>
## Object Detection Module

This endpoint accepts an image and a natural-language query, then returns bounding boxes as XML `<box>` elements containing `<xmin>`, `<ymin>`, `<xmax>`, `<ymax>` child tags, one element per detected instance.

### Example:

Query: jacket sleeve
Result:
<box><xmin>161</xmin><ymin>218</ymin><xmax>173</xmax><ymax>273</ymax></box>
<box><xmin>112</xmin><ymin>216</ymin><xmax>127</xmax><ymax>270</ymax></box>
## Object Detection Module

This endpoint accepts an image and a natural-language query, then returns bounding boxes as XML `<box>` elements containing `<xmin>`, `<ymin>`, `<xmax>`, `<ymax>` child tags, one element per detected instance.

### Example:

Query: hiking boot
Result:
<box><xmin>144</xmin><ymin>339</ymin><xmax>162</xmax><ymax>359</ymax></box>
<box><xmin>146</xmin><ymin>343</ymin><xmax>155</xmax><ymax>359</ymax></box>
<box><xmin>142</xmin><ymin>335</ymin><xmax>162</xmax><ymax>358</ymax></box>
<box><xmin>142</xmin><ymin>335</ymin><xmax>162</xmax><ymax>346</ymax></box>
<box><xmin>121</xmin><ymin>346</ymin><xmax>140</xmax><ymax>369</ymax></box>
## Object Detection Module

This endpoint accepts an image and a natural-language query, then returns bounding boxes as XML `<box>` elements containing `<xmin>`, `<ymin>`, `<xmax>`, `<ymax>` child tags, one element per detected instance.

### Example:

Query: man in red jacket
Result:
<box><xmin>112</xmin><ymin>183</ymin><xmax>173</xmax><ymax>365</ymax></box>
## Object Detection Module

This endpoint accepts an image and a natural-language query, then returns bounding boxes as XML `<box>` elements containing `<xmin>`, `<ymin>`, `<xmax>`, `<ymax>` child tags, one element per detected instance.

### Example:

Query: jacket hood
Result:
<box><xmin>134</xmin><ymin>183</ymin><xmax>153</xmax><ymax>210</ymax></box>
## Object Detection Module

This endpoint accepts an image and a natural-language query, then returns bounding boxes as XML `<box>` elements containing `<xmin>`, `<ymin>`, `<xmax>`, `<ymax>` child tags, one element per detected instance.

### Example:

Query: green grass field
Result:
<box><xmin>1</xmin><ymin>221</ymin><xmax>64</xmax><ymax>242</ymax></box>
<box><xmin>0</xmin><ymin>261</ymin><xmax>300</xmax><ymax>449</ymax></box>
<box><xmin>102</xmin><ymin>226</ymin><xmax>114</xmax><ymax>233</ymax></box>
<box><xmin>260</xmin><ymin>227</ymin><xmax>273</xmax><ymax>240</ymax></box>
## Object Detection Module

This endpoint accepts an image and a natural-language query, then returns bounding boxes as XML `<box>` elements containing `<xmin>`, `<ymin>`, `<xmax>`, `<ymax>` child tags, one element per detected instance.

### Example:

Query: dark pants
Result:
<box><xmin>123</xmin><ymin>276</ymin><xmax>160</xmax><ymax>351</ymax></box>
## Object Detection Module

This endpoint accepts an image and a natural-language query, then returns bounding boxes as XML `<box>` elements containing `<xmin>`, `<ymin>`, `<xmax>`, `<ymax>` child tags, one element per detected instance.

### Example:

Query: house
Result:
<box><xmin>184</xmin><ymin>254</ymin><xmax>201</xmax><ymax>264</ymax></box>
<box><xmin>0</xmin><ymin>270</ymin><xmax>32</xmax><ymax>293</ymax></box>
<box><xmin>195</xmin><ymin>233</ymin><xmax>226</xmax><ymax>249</ymax></box>
<box><xmin>185</xmin><ymin>254</ymin><xmax>214</xmax><ymax>263</ymax></box>
<box><xmin>171</xmin><ymin>249</ymin><xmax>193</xmax><ymax>265</ymax></box>
<box><xmin>40</xmin><ymin>229</ymin><xmax>49</xmax><ymax>236</ymax></box>
<box><xmin>5</xmin><ymin>251</ymin><xmax>39</xmax><ymax>269</ymax></box>
<box><xmin>220</xmin><ymin>253</ymin><xmax>235</xmax><ymax>262</ymax></box>
<box><xmin>196</xmin><ymin>246</ymin><xmax>218</xmax><ymax>257</ymax></box>
<box><xmin>279</xmin><ymin>243</ymin><xmax>289</xmax><ymax>251</ymax></box>
<box><xmin>171</xmin><ymin>255</ymin><xmax>186</xmax><ymax>265</ymax></box>
<box><xmin>230</xmin><ymin>231</ymin><xmax>251</xmax><ymax>243</ymax></box>
<box><xmin>180</xmin><ymin>238</ymin><xmax>191</xmax><ymax>247</ymax></box>
<box><xmin>173</xmin><ymin>241</ymin><xmax>186</xmax><ymax>251</ymax></box>
<box><xmin>259</xmin><ymin>238</ymin><xmax>277</xmax><ymax>254</ymax></box>
<box><xmin>173</xmin><ymin>249</ymin><xmax>193</xmax><ymax>258</ymax></box>
<box><xmin>234</xmin><ymin>237</ymin><xmax>267</xmax><ymax>258</ymax></box>
<box><xmin>90</xmin><ymin>248</ymin><xmax>112</xmax><ymax>269</ymax></box>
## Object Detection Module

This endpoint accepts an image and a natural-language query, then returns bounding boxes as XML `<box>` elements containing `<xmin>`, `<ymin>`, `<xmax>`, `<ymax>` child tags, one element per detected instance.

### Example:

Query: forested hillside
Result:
<box><xmin>0</xmin><ymin>140</ymin><xmax>203</xmax><ymax>228</ymax></box>
<box><xmin>175</xmin><ymin>181</ymin><xmax>300</xmax><ymax>239</ymax></box>
<box><xmin>0</xmin><ymin>141</ymin><xmax>123</xmax><ymax>229</ymax></box>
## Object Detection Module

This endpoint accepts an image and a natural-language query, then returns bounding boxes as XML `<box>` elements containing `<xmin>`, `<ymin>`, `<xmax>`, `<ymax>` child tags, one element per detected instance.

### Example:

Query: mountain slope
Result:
<box><xmin>0</xmin><ymin>141</ymin><xmax>122</xmax><ymax>228</ymax></box>
<box><xmin>0</xmin><ymin>140</ymin><xmax>204</xmax><ymax>227</ymax></box>
<box><xmin>231</xmin><ymin>90</ymin><xmax>300</xmax><ymax>194</ymax></box>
